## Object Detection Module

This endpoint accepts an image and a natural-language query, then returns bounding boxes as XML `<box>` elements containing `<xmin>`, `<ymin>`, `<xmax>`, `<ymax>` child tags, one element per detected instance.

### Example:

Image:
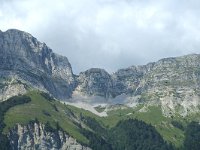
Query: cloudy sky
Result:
<box><xmin>1</xmin><ymin>0</ymin><xmax>200</xmax><ymax>73</ymax></box>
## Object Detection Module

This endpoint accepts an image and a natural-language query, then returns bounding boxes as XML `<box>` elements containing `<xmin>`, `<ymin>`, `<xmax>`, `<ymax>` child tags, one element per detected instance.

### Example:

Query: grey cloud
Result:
<box><xmin>1</xmin><ymin>0</ymin><xmax>200</xmax><ymax>74</ymax></box>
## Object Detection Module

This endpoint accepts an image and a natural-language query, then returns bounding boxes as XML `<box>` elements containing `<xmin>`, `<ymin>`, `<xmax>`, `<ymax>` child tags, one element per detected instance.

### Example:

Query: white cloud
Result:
<box><xmin>1</xmin><ymin>0</ymin><xmax>200</xmax><ymax>73</ymax></box>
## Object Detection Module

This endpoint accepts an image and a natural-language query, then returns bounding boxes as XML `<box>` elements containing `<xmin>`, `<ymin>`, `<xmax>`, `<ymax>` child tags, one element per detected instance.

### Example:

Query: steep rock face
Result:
<box><xmin>74</xmin><ymin>54</ymin><xmax>200</xmax><ymax>116</ymax></box>
<box><xmin>0</xmin><ymin>29</ymin><xmax>76</xmax><ymax>101</ymax></box>
<box><xmin>8</xmin><ymin>123</ymin><xmax>91</xmax><ymax>150</ymax></box>
<box><xmin>1</xmin><ymin>29</ymin><xmax>200</xmax><ymax>117</ymax></box>
<box><xmin>110</xmin><ymin>54</ymin><xmax>200</xmax><ymax>116</ymax></box>
<box><xmin>75</xmin><ymin>68</ymin><xmax>113</xmax><ymax>98</ymax></box>
<box><xmin>134</xmin><ymin>54</ymin><xmax>200</xmax><ymax>116</ymax></box>
<box><xmin>111</xmin><ymin>63</ymin><xmax>155</xmax><ymax>97</ymax></box>
<box><xmin>74</xmin><ymin>63</ymin><xmax>156</xmax><ymax>99</ymax></box>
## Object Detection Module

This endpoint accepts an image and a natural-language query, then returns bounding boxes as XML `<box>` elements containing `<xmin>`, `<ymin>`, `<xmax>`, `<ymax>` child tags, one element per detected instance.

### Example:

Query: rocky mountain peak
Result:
<box><xmin>0</xmin><ymin>29</ymin><xmax>75</xmax><ymax>101</ymax></box>
<box><xmin>2</xmin><ymin>29</ymin><xmax>45</xmax><ymax>53</ymax></box>
<box><xmin>1</xmin><ymin>29</ymin><xmax>200</xmax><ymax>117</ymax></box>
<box><xmin>75</xmin><ymin>68</ymin><xmax>113</xmax><ymax>98</ymax></box>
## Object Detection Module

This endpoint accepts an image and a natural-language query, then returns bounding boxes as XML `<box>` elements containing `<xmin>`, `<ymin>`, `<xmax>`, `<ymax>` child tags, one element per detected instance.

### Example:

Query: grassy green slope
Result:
<box><xmin>101</xmin><ymin>106</ymin><xmax>184</xmax><ymax>148</ymax></box>
<box><xmin>3</xmin><ymin>91</ymin><xmax>200</xmax><ymax>148</ymax></box>
<box><xmin>3</xmin><ymin>91</ymin><xmax>88</xmax><ymax>144</ymax></box>
<box><xmin>58</xmin><ymin>104</ymin><xmax>186</xmax><ymax>147</ymax></box>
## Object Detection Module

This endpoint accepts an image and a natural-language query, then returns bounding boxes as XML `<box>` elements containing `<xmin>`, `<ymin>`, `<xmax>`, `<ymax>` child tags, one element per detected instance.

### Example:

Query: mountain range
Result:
<box><xmin>0</xmin><ymin>29</ymin><xmax>200</xmax><ymax>150</ymax></box>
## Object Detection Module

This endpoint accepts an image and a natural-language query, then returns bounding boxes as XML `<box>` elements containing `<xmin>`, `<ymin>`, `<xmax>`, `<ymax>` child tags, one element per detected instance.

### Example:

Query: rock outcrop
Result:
<box><xmin>1</xmin><ymin>29</ymin><xmax>200</xmax><ymax>116</ymax></box>
<box><xmin>0</xmin><ymin>29</ymin><xmax>76</xmax><ymax>101</ymax></box>
<box><xmin>131</xmin><ymin>54</ymin><xmax>200</xmax><ymax>116</ymax></box>
<box><xmin>74</xmin><ymin>54</ymin><xmax>200</xmax><ymax>116</ymax></box>
<box><xmin>75</xmin><ymin>68</ymin><xmax>113</xmax><ymax>98</ymax></box>
<box><xmin>8</xmin><ymin>122</ymin><xmax>91</xmax><ymax>150</ymax></box>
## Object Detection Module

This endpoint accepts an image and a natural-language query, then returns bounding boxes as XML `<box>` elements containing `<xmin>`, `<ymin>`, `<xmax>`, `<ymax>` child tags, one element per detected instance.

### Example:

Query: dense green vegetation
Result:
<box><xmin>183</xmin><ymin>121</ymin><xmax>200</xmax><ymax>150</ymax></box>
<box><xmin>1</xmin><ymin>91</ymin><xmax>200</xmax><ymax>150</ymax></box>
<box><xmin>109</xmin><ymin>119</ymin><xmax>174</xmax><ymax>150</ymax></box>
<box><xmin>102</xmin><ymin>105</ymin><xmax>185</xmax><ymax>147</ymax></box>
<box><xmin>80</xmin><ymin>116</ymin><xmax>112</xmax><ymax>149</ymax></box>
<box><xmin>81</xmin><ymin>128</ymin><xmax>112</xmax><ymax>150</ymax></box>
<box><xmin>80</xmin><ymin>117</ymin><xmax>174</xmax><ymax>150</ymax></box>
<box><xmin>0</xmin><ymin>95</ymin><xmax>31</xmax><ymax>150</ymax></box>
<box><xmin>171</xmin><ymin>120</ymin><xmax>185</xmax><ymax>131</ymax></box>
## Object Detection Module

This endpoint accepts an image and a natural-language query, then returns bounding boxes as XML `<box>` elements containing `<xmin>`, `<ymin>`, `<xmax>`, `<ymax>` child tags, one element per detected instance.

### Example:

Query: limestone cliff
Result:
<box><xmin>74</xmin><ymin>54</ymin><xmax>200</xmax><ymax>116</ymax></box>
<box><xmin>1</xmin><ymin>29</ymin><xmax>200</xmax><ymax>117</ymax></box>
<box><xmin>8</xmin><ymin>122</ymin><xmax>91</xmax><ymax>150</ymax></box>
<box><xmin>0</xmin><ymin>29</ymin><xmax>76</xmax><ymax>101</ymax></box>
<box><xmin>75</xmin><ymin>68</ymin><xmax>113</xmax><ymax>98</ymax></box>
